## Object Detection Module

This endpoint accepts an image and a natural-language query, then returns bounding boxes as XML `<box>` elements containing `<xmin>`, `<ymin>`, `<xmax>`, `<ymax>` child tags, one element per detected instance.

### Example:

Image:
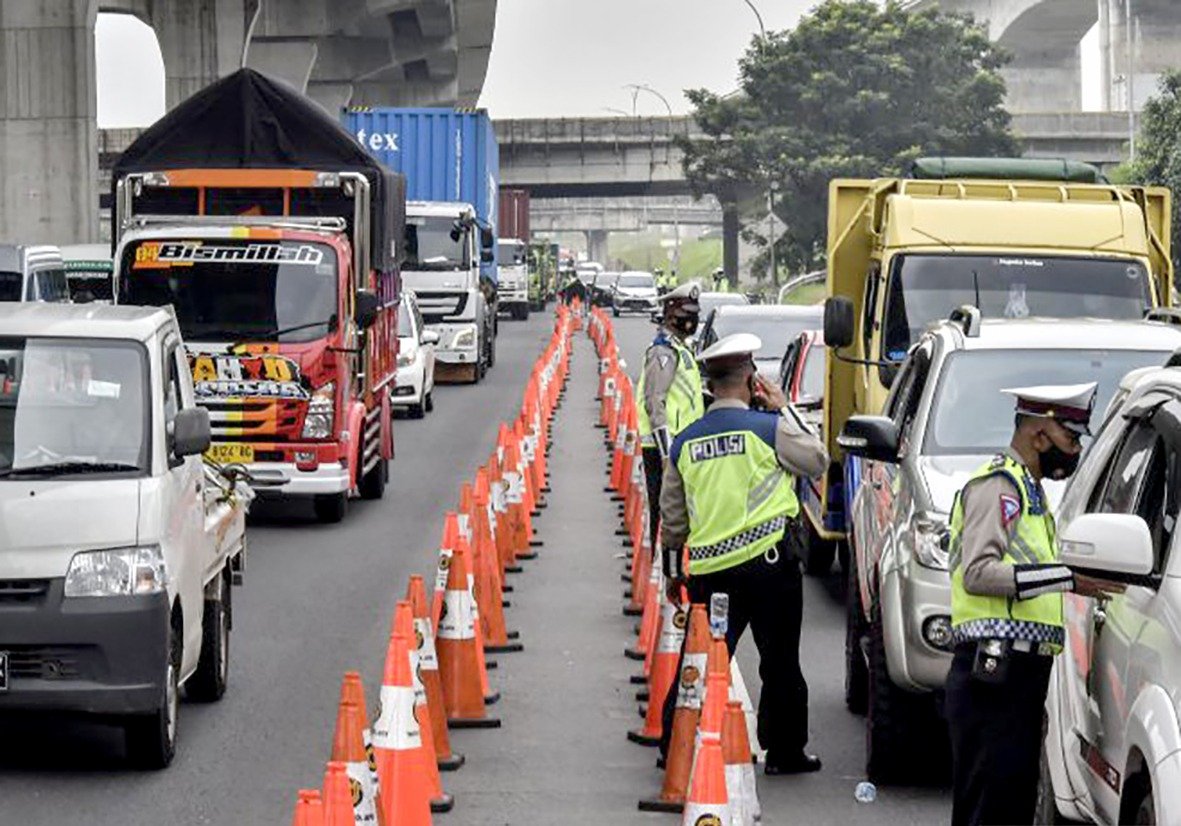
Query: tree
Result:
<box><xmin>1125</xmin><ymin>70</ymin><xmax>1181</xmax><ymax>273</ymax></box>
<box><xmin>679</xmin><ymin>0</ymin><xmax>1018</xmax><ymax>279</ymax></box>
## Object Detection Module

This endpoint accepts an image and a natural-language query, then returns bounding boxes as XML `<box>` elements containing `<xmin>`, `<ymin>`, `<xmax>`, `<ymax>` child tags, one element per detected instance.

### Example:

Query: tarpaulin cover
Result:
<box><xmin>112</xmin><ymin>68</ymin><xmax>405</xmax><ymax>270</ymax></box>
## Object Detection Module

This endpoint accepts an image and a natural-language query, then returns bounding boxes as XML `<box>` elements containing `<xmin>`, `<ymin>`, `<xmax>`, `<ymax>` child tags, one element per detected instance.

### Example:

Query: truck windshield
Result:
<box><xmin>0</xmin><ymin>337</ymin><xmax>148</xmax><ymax>476</ymax></box>
<box><xmin>405</xmin><ymin>217</ymin><xmax>469</xmax><ymax>271</ymax></box>
<box><xmin>882</xmin><ymin>255</ymin><xmax>1152</xmax><ymax>361</ymax></box>
<box><xmin>497</xmin><ymin>241</ymin><xmax>526</xmax><ymax>265</ymax></box>
<box><xmin>0</xmin><ymin>272</ymin><xmax>21</xmax><ymax>302</ymax></box>
<box><xmin>118</xmin><ymin>239</ymin><xmax>339</xmax><ymax>344</ymax></box>
<box><xmin>923</xmin><ymin>348</ymin><xmax>1165</xmax><ymax>455</ymax></box>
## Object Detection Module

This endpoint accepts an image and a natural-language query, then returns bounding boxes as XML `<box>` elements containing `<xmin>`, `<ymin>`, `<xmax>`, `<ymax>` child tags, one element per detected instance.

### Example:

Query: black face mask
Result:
<box><xmin>1039</xmin><ymin>443</ymin><xmax>1081</xmax><ymax>480</ymax></box>
<box><xmin>670</xmin><ymin>314</ymin><xmax>698</xmax><ymax>336</ymax></box>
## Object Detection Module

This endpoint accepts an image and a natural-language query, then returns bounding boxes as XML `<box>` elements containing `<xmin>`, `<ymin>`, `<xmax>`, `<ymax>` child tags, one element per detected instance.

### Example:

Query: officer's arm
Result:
<box><xmin>659</xmin><ymin>457</ymin><xmax>690</xmax><ymax>579</ymax></box>
<box><xmin>773</xmin><ymin>404</ymin><xmax>828</xmax><ymax>479</ymax></box>
<box><xmin>643</xmin><ymin>344</ymin><xmax>678</xmax><ymax>458</ymax></box>
<box><xmin>960</xmin><ymin>476</ymin><xmax>1074</xmax><ymax>599</ymax></box>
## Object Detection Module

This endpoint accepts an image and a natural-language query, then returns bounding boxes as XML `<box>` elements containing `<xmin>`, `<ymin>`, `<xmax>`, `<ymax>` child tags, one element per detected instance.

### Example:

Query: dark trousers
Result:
<box><xmin>659</xmin><ymin>544</ymin><xmax>809</xmax><ymax>757</ymax></box>
<box><xmin>642</xmin><ymin>447</ymin><xmax>663</xmax><ymax>553</ymax></box>
<box><xmin>946</xmin><ymin>643</ymin><xmax>1053</xmax><ymax>826</ymax></box>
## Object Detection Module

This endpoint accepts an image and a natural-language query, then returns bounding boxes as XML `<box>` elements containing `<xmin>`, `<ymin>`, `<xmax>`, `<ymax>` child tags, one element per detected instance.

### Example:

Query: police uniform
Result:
<box><xmin>658</xmin><ymin>334</ymin><xmax>827</xmax><ymax>768</ymax></box>
<box><xmin>712</xmin><ymin>268</ymin><xmax>730</xmax><ymax>293</ymax></box>
<box><xmin>946</xmin><ymin>383</ymin><xmax>1096</xmax><ymax>826</ymax></box>
<box><xmin>635</xmin><ymin>282</ymin><xmax>706</xmax><ymax>552</ymax></box>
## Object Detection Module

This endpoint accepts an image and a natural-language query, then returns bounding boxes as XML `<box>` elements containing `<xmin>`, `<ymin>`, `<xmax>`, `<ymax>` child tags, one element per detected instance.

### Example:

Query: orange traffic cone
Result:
<box><xmin>322</xmin><ymin>761</ymin><xmax>358</xmax><ymax>826</ymax></box>
<box><xmin>371</xmin><ymin>632</ymin><xmax>432</xmax><ymax>826</ymax></box>
<box><xmin>629</xmin><ymin>596</ymin><xmax>686</xmax><ymax>747</ymax></box>
<box><xmin>430</xmin><ymin>514</ymin><xmax>460</xmax><ymax>632</ymax></box>
<box><xmin>639</xmin><ymin>603</ymin><xmax>710</xmax><ymax>813</ymax></box>
<box><xmin>339</xmin><ymin>672</ymin><xmax>383</xmax><ymax>824</ymax></box>
<box><xmin>436</xmin><ymin>532</ymin><xmax>501</xmax><ymax>729</ymax></box>
<box><xmin>500</xmin><ymin>426</ymin><xmax>537</xmax><ymax>560</ymax></box>
<box><xmin>724</xmin><ymin>699</ymin><xmax>759</xmax><ymax>826</ymax></box>
<box><xmin>457</xmin><ymin>526</ymin><xmax>502</xmax><ymax>704</ymax></box>
<box><xmin>469</xmin><ymin>474</ymin><xmax>521</xmax><ymax>655</ymax></box>
<box><xmin>682</xmin><ymin>673</ymin><xmax>731</xmax><ymax>825</ymax></box>
<box><xmin>330</xmin><ymin>695</ymin><xmax>381</xmax><ymax>824</ymax></box>
<box><xmin>406</xmin><ymin>576</ymin><xmax>464</xmax><ymax>771</ymax></box>
<box><xmin>291</xmin><ymin>789</ymin><xmax>325</xmax><ymax>826</ymax></box>
<box><xmin>393</xmin><ymin>601</ymin><xmax>453</xmax><ymax>813</ymax></box>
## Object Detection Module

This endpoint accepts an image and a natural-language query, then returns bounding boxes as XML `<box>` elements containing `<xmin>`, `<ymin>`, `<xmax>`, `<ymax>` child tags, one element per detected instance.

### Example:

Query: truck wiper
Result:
<box><xmin>225</xmin><ymin>318</ymin><xmax>335</xmax><ymax>353</ymax></box>
<box><xmin>0</xmin><ymin>460</ymin><xmax>142</xmax><ymax>478</ymax></box>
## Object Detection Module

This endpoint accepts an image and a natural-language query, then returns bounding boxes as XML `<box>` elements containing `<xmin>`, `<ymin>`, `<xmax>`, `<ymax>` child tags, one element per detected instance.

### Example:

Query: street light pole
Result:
<box><xmin>1126</xmin><ymin>0</ymin><xmax>1136</xmax><ymax>161</ymax></box>
<box><xmin>767</xmin><ymin>188</ymin><xmax>776</xmax><ymax>289</ymax></box>
<box><xmin>741</xmin><ymin>0</ymin><xmax>766</xmax><ymax>38</ymax></box>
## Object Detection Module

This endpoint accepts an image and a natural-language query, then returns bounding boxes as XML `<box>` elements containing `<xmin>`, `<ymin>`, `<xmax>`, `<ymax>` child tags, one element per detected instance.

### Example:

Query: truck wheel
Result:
<box><xmin>314</xmin><ymin>492</ymin><xmax>348</xmax><ymax>523</ymax></box>
<box><xmin>802</xmin><ymin>519</ymin><xmax>837</xmax><ymax>576</ymax></box>
<box><xmin>359</xmin><ymin>457</ymin><xmax>388</xmax><ymax>500</ymax></box>
<box><xmin>844</xmin><ymin>550</ymin><xmax>869</xmax><ymax>715</ymax></box>
<box><xmin>612</xmin><ymin>307</ymin><xmax>620</xmax><ymax>318</ymax></box>
<box><xmin>187</xmin><ymin>571</ymin><xmax>230</xmax><ymax>702</ymax></box>
<box><xmin>125</xmin><ymin>619</ymin><xmax>180</xmax><ymax>769</ymax></box>
<box><xmin>486</xmin><ymin>331</ymin><xmax>497</xmax><ymax>369</ymax></box>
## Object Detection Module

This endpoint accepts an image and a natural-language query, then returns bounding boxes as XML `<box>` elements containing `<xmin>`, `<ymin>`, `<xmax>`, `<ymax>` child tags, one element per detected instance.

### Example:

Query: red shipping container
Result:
<box><xmin>498</xmin><ymin>188</ymin><xmax>530</xmax><ymax>241</ymax></box>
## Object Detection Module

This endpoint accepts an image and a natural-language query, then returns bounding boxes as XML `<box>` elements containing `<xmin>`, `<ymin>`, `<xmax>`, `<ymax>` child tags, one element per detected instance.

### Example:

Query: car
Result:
<box><xmin>590</xmin><ymin>271</ymin><xmax>620</xmax><ymax>307</ymax></box>
<box><xmin>611</xmin><ymin>271</ymin><xmax>659</xmax><ymax>316</ymax></box>
<box><xmin>837</xmin><ymin>309</ymin><xmax>1181</xmax><ymax>786</ymax></box>
<box><xmin>0</xmin><ymin>245</ymin><xmax>71</xmax><ymax>304</ymax></box>
<box><xmin>0</xmin><ymin>303</ymin><xmax>252</xmax><ymax>768</ymax></box>
<box><xmin>778</xmin><ymin>329</ymin><xmax>825</xmax><ymax>426</ymax></box>
<box><xmin>695</xmin><ymin>304</ymin><xmax>823</xmax><ymax>379</ymax></box>
<box><xmin>1039</xmin><ymin>354</ymin><xmax>1181</xmax><ymax>825</ymax></box>
<box><xmin>394</xmin><ymin>292</ymin><xmax>439</xmax><ymax>418</ymax></box>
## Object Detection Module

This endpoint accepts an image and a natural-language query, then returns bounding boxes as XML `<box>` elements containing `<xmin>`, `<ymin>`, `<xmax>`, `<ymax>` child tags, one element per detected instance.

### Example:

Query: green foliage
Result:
<box><xmin>610</xmin><ymin>233</ymin><xmax>723</xmax><ymax>282</ymax></box>
<box><xmin>1125</xmin><ymin>70</ymin><xmax>1181</xmax><ymax>271</ymax></box>
<box><xmin>679</xmin><ymin>0</ymin><xmax>1018</xmax><ymax>276</ymax></box>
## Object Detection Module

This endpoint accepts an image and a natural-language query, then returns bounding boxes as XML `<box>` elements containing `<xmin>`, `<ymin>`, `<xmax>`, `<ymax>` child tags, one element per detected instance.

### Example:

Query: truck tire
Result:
<box><xmin>359</xmin><ymin>456</ymin><xmax>388</xmax><ymax>500</ymax></box>
<box><xmin>314</xmin><ymin>492</ymin><xmax>348</xmax><ymax>523</ymax></box>
<box><xmin>125</xmin><ymin>618</ymin><xmax>180</xmax><ymax>769</ymax></box>
<box><xmin>187</xmin><ymin>571</ymin><xmax>230</xmax><ymax>702</ymax></box>
<box><xmin>512</xmin><ymin>304</ymin><xmax>529</xmax><ymax>321</ymax></box>
<box><xmin>486</xmin><ymin>329</ymin><xmax>497</xmax><ymax>369</ymax></box>
<box><xmin>802</xmin><ymin>518</ymin><xmax>837</xmax><ymax>576</ymax></box>
<box><xmin>844</xmin><ymin>550</ymin><xmax>869</xmax><ymax>715</ymax></box>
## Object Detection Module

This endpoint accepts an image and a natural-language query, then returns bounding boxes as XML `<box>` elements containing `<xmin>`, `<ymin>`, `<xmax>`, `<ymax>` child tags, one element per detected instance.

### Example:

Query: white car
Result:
<box><xmin>611</xmin><ymin>271</ymin><xmax>659</xmax><ymax>316</ymax></box>
<box><xmin>1041</xmin><ymin>354</ymin><xmax>1181</xmax><ymax>825</ymax></box>
<box><xmin>394</xmin><ymin>292</ymin><xmax>438</xmax><ymax>418</ymax></box>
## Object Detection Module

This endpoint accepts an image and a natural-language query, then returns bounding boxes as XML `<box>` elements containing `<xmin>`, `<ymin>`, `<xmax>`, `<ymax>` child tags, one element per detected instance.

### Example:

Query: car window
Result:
<box><xmin>163</xmin><ymin>344</ymin><xmax>182</xmax><ymax>425</ymax></box>
<box><xmin>1094</xmin><ymin>422</ymin><xmax>1157</xmax><ymax>517</ymax></box>
<box><xmin>861</xmin><ymin>261</ymin><xmax>880</xmax><ymax>357</ymax></box>
<box><xmin>34</xmin><ymin>268</ymin><xmax>70</xmax><ymax>303</ymax></box>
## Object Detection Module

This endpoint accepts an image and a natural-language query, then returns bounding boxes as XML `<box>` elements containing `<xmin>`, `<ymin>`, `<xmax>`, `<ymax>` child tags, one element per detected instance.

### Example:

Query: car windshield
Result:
<box><xmin>923</xmin><ymin>348</ymin><xmax>1168</xmax><ymax>455</ymax></box>
<box><xmin>118</xmin><ymin>239</ymin><xmax>339</xmax><ymax>344</ymax></box>
<box><xmin>800</xmin><ymin>344</ymin><xmax>825</xmax><ymax>401</ymax></box>
<box><xmin>714</xmin><ymin>310</ymin><xmax>824</xmax><ymax>359</ymax></box>
<box><xmin>498</xmin><ymin>241</ymin><xmax>526</xmax><ymax>265</ymax></box>
<box><xmin>618</xmin><ymin>274</ymin><xmax>654</xmax><ymax>289</ymax></box>
<box><xmin>883</xmin><ymin>254</ymin><xmax>1152</xmax><ymax>361</ymax></box>
<box><xmin>0</xmin><ymin>337</ymin><xmax>148</xmax><ymax>475</ymax></box>
<box><xmin>0</xmin><ymin>272</ymin><xmax>22</xmax><ymax>302</ymax></box>
<box><xmin>405</xmin><ymin>216</ymin><xmax>469</xmax><ymax>271</ymax></box>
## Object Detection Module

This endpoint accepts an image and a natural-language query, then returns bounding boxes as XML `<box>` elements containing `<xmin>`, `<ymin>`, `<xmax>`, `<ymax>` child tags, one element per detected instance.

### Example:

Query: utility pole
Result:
<box><xmin>767</xmin><ymin>188</ymin><xmax>776</xmax><ymax>288</ymax></box>
<box><xmin>1126</xmin><ymin>0</ymin><xmax>1136</xmax><ymax>161</ymax></box>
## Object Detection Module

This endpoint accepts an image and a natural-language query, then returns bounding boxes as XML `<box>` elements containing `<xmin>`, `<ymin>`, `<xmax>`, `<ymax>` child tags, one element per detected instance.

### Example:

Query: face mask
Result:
<box><xmin>671</xmin><ymin>314</ymin><xmax>698</xmax><ymax>336</ymax></box>
<box><xmin>1039</xmin><ymin>443</ymin><xmax>1081</xmax><ymax>480</ymax></box>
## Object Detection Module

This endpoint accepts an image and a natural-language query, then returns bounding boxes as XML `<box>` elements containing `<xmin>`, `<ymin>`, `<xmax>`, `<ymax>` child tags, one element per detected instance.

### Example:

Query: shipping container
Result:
<box><xmin>498</xmin><ymin>188</ymin><xmax>530</xmax><ymax>242</ymax></box>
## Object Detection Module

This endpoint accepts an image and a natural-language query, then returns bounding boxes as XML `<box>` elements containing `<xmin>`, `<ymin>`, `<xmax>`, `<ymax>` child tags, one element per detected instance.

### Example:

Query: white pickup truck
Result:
<box><xmin>0</xmin><ymin>304</ymin><xmax>252</xmax><ymax>768</ymax></box>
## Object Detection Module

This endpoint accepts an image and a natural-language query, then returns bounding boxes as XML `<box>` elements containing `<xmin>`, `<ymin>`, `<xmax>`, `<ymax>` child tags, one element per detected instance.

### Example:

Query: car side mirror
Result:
<box><xmin>1059</xmin><ymin>513</ymin><xmax>1155</xmax><ymax>580</ymax></box>
<box><xmin>173</xmin><ymin>407</ymin><xmax>212</xmax><ymax>458</ymax></box>
<box><xmin>421</xmin><ymin>329</ymin><xmax>441</xmax><ymax>345</ymax></box>
<box><xmin>837</xmin><ymin>415</ymin><xmax>899</xmax><ymax>463</ymax></box>
<box><xmin>354</xmin><ymin>290</ymin><xmax>380</xmax><ymax>330</ymax></box>
<box><xmin>824</xmin><ymin>296</ymin><xmax>854</xmax><ymax>349</ymax></box>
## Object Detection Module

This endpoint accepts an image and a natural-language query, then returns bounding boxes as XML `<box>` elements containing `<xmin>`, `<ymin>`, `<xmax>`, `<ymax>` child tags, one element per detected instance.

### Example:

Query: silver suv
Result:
<box><xmin>837</xmin><ymin>308</ymin><xmax>1181</xmax><ymax>785</ymax></box>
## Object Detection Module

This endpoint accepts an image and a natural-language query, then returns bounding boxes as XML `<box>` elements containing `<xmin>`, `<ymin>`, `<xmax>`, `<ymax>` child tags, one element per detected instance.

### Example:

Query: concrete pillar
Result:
<box><xmin>0</xmin><ymin>0</ymin><xmax>99</xmax><ymax>244</ymax></box>
<box><xmin>1104</xmin><ymin>0</ymin><xmax>1181</xmax><ymax>111</ymax></box>
<box><xmin>1003</xmin><ymin>54</ymin><xmax>1083</xmax><ymax>113</ymax></box>
<box><xmin>722</xmin><ymin>203</ymin><xmax>739</xmax><ymax>285</ymax></box>
<box><xmin>586</xmin><ymin>229</ymin><xmax>608</xmax><ymax>266</ymax></box>
<box><xmin>245</xmin><ymin>40</ymin><xmax>317</xmax><ymax>92</ymax></box>
<box><xmin>154</xmin><ymin>0</ymin><xmax>249</xmax><ymax>109</ymax></box>
<box><xmin>307</xmin><ymin>81</ymin><xmax>353</xmax><ymax>115</ymax></box>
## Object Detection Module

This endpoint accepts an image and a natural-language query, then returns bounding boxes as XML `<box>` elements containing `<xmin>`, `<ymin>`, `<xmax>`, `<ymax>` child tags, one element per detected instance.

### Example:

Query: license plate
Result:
<box><xmin>0</xmin><ymin>651</ymin><xmax>8</xmax><ymax>692</ymax></box>
<box><xmin>204</xmin><ymin>444</ymin><xmax>255</xmax><ymax>464</ymax></box>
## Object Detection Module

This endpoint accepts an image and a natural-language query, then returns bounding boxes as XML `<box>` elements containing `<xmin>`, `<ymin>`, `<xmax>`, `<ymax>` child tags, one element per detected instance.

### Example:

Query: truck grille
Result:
<box><xmin>200</xmin><ymin>399</ymin><xmax>303</xmax><ymax>443</ymax></box>
<box><xmin>414</xmin><ymin>291</ymin><xmax>469</xmax><ymax>323</ymax></box>
<box><xmin>4</xmin><ymin>646</ymin><xmax>87</xmax><ymax>679</ymax></box>
<box><xmin>0</xmin><ymin>580</ymin><xmax>49</xmax><ymax>604</ymax></box>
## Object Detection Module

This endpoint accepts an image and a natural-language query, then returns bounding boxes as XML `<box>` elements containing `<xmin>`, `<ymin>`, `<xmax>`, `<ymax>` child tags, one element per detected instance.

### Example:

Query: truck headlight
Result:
<box><xmin>453</xmin><ymin>325</ymin><xmax>477</xmax><ymax>349</ymax></box>
<box><xmin>912</xmin><ymin>516</ymin><xmax>950</xmax><ymax>571</ymax></box>
<box><xmin>301</xmin><ymin>382</ymin><xmax>336</xmax><ymax>440</ymax></box>
<box><xmin>65</xmin><ymin>545</ymin><xmax>168</xmax><ymax>597</ymax></box>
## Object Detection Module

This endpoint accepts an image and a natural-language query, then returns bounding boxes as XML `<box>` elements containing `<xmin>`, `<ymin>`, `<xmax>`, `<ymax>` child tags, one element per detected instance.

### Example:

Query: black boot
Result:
<box><xmin>763</xmin><ymin>751</ymin><xmax>822</xmax><ymax>775</ymax></box>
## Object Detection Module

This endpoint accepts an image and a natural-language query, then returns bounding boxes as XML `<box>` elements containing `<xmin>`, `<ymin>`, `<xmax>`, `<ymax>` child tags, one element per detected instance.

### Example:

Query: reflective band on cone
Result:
<box><xmin>371</xmin><ymin>633</ymin><xmax>431</xmax><ymax>826</ymax></box>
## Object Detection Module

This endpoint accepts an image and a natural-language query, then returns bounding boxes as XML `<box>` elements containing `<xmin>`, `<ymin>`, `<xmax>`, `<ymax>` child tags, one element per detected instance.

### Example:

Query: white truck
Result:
<box><xmin>0</xmin><ymin>304</ymin><xmax>251</xmax><ymax>768</ymax></box>
<box><xmin>497</xmin><ymin>237</ymin><xmax>530</xmax><ymax>321</ymax></box>
<box><xmin>403</xmin><ymin>201</ymin><xmax>497</xmax><ymax>383</ymax></box>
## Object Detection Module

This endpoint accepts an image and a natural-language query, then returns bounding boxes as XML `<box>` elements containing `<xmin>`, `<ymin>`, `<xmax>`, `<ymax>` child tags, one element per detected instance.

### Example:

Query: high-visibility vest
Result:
<box><xmin>672</xmin><ymin>408</ymin><xmax>799</xmax><ymax>576</ymax></box>
<box><xmin>948</xmin><ymin>454</ymin><xmax>1064</xmax><ymax>651</ymax></box>
<box><xmin>635</xmin><ymin>332</ymin><xmax>704</xmax><ymax>444</ymax></box>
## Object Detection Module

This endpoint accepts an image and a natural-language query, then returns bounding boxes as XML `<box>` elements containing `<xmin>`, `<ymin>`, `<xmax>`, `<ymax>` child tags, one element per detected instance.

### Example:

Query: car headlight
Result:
<box><xmin>301</xmin><ymin>382</ymin><xmax>336</xmax><ymax>440</ymax></box>
<box><xmin>453</xmin><ymin>325</ymin><xmax>477</xmax><ymax>349</ymax></box>
<box><xmin>65</xmin><ymin>545</ymin><xmax>167</xmax><ymax>597</ymax></box>
<box><xmin>912</xmin><ymin>515</ymin><xmax>950</xmax><ymax>570</ymax></box>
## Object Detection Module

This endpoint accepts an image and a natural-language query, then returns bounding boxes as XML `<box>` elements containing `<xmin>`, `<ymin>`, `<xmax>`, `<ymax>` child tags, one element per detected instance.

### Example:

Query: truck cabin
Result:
<box><xmin>0</xmin><ymin>245</ymin><xmax>70</xmax><ymax>304</ymax></box>
<box><xmin>498</xmin><ymin>238</ymin><xmax>527</xmax><ymax>267</ymax></box>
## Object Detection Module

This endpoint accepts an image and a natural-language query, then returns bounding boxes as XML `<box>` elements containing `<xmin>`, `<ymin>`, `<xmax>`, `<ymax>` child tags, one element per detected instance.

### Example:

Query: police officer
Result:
<box><xmin>946</xmin><ymin>383</ymin><xmax>1124</xmax><ymax>826</ymax></box>
<box><xmin>635</xmin><ymin>281</ymin><xmax>706</xmax><ymax>552</ymax></box>
<box><xmin>712</xmin><ymin>267</ymin><xmax>730</xmax><ymax>293</ymax></box>
<box><xmin>659</xmin><ymin>333</ymin><xmax>827</xmax><ymax>773</ymax></box>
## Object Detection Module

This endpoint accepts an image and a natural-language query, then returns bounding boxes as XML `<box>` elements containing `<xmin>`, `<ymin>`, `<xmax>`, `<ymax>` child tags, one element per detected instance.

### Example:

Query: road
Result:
<box><xmin>0</xmin><ymin>310</ymin><xmax>950</xmax><ymax>824</ymax></box>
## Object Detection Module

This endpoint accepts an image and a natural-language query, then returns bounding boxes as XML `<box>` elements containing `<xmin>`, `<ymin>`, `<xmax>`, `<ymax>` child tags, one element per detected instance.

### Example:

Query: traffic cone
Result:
<box><xmin>392</xmin><ymin>601</ymin><xmax>453</xmax><ymax>813</ymax></box>
<box><xmin>322</xmin><ymin>761</ymin><xmax>359</xmax><ymax>826</ymax></box>
<box><xmin>724</xmin><ymin>699</ymin><xmax>759</xmax><ymax>826</ymax></box>
<box><xmin>457</xmin><ymin>523</ymin><xmax>504</xmax><ymax>703</ymax></box>
<box><xmin>371</xmin><ymin>632</ymin><xmax>432</xmax><ymax>826</ymax></box>
<box><xmin>470</xmin><ymin>486</ymin><xmax>522</xmax><ymax>656</ymax></box>
<box><xmin>681</xmin><ymin>673</ymin><xmax>731</xmax><ymax>826</ymax></box>
<box><xmin>430</xmin><ymin>514</ymin><xmax>460</xmax><ymax>632</ymax></box>
<box><xmin>330</xmin><ymin>694</ymin><xmax>381</xmax><ymax>824</ymax></box>
<box><xmin>291</xmin><ymin>789</ymin><xmax>325</xmax><ymax>826</ymax></box>
<box><xmin>406</xmin><ymin>576</ymin><xmax>464</xmax><ymax>771</ymax></box>
<box><xmin>339</xmin><ymin>672</ymin><xmax>383</xmax><ymax>823</ymax></box>
<box><xmin>639</xmin><ymin>603</ymin><xmax>710</xmax><ymax>813</ymax></box>
<box><xmin>629</xmin><ymin>595</ymin><xmax>686</xmax><ymax>747</ymax></box>
<box><xmin>436</xmin><ymin>531</ymin><xmax>501</xmax><ymax>729</ymax></box>
<box><xmin>625</xmin><ymin>558</ymin><xmax>661</xmax><ymax>661</ymax></box>
<box><xmin>501</xmin><ymin>426</ymin><xmax>536</xmax><ymax>559</ymax></box>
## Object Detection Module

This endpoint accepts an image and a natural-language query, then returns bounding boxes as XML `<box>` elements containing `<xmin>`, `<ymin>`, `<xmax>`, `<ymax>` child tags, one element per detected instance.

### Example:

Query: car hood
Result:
<box><xmin>918</xmin><ymin>454</ymin><xmax>1065</xmax><ymax>515</ymax></box>
<box><xmin>0</xmin><ymin>479</ymin><xmax>141</xmax><ymax>578</ymax></box>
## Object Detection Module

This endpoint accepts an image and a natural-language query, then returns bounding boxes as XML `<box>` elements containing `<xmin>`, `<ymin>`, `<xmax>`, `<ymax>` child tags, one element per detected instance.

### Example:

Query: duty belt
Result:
<box><xmin>688</xmin><ymin>515</ymin><xmax>788</xmax><ymax>562</ymax></box>
<box><xmin>952</xmin><ymin>617</ymin><xmax>1064</xmax><ymax>649</ymax></box>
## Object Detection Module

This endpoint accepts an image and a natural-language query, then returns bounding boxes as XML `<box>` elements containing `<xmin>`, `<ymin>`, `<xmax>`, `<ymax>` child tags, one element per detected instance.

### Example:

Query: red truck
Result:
<box><xmin>111</xmin><ymin>69</ymin><xmax>406</xmax><ymax>522</ymax></box>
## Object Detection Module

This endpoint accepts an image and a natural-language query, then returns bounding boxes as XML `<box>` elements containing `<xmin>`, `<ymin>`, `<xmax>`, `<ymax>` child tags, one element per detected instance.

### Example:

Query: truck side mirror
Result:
<box><xmin>480</xmin><ymin>227</ymin><xmax>495</xmax><ymax>250</ymax></box>
<box><xmin>173</xmin><ymin>407</ymin><xmax>212</xmax><ymax>458</ymax></box>
<box><xmin>824</xmin><ymin>296</ymin><xmax>855</xmax><ymax>349</ymax></box>
<box><xmin>481</xmin><ymin>249</ymin><xmax>495</xmax><ymax>264</ymax></box>
<box><xmin>837</xmin><ymin>415</ymin><xmax>899</xmax><ymax>464</ymax></box>
<box><xmin>354</xmin><ymin>290</ymin><xmax>380</xmax><ymax>330</ymax></box>
<box><xmin>1059</xmin><ymin>513</ymin><xmax>1155</xmax><ymax>581</ymax></box>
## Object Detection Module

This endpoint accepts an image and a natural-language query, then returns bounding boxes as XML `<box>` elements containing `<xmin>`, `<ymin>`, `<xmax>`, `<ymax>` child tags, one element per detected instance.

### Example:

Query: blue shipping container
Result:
<box><xmin>344</xmin><ymin>108</ymin><xmax>499</xmax><ymax>284</ymax></box>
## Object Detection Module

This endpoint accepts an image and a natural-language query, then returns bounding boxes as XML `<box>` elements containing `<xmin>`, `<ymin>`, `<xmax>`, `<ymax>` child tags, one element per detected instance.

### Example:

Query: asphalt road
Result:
<box><xmin>0</xmin><ymin>310</ymin><xmax>952</xmax><ymax>824</ymax></box>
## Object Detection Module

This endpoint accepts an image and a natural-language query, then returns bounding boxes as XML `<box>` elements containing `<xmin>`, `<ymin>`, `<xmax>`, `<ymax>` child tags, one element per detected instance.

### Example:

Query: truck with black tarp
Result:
<box><xmin>111</xmin><ymin>68</ymin><xmax>406</xmax><ymax>523</ymax></box>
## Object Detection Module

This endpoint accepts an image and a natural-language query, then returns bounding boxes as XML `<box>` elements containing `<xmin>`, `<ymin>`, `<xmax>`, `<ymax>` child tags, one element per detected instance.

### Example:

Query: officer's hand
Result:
<box><xmin>1073</xmin><ymin>573</ymin><xmax>1127</xmax><ymax>598</ymax></box>
<box><xmin>753</xmin><ymin>375</ymin><xmax>788</xmax><ymax>411</ymax></box>
<box><xmin>665</xmin><ymin>577</ymin><xmax>687</xmax><ymax>604</ymax></box>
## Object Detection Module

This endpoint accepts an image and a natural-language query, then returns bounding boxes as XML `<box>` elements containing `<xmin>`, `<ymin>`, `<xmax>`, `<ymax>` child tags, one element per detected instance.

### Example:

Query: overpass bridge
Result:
<box><xmin>0</xmin><ymin>0</ymin><xmax>497</xmax><ymax>244</ymax></box>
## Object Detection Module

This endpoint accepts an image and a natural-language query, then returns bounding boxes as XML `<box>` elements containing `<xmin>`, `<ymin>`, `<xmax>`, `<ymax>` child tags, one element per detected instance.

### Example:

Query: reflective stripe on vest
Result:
<box><xmin>636</xmin><ymin>334</ymin><xmax>705</xmax><ymax>443</ymax></box>
<box><xmin>948</xmin><ymin>454</ymin><xmax>1064</xmax><ymax>651</ymax></box>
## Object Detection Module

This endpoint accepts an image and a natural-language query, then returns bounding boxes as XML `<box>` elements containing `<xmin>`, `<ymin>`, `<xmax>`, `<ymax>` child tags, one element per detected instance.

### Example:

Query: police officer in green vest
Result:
<box><xmin>712</xmin><ymin>267</ymin><xmax>730</xmax><ymax>293</ymax></box>
<box><xmin>659</xmin><ymin>333</ymin><xmax>827</xmax><ymax>773</ymax></box>
<box><xmin>635</xmin><ymin>281</ymin><xmax>706</xmax><ymax>552</ymax></box>
<box><xmin>947</xmin><ymin>383</ymin><xmax>1124</xmax><ymax>825</ymax></box>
